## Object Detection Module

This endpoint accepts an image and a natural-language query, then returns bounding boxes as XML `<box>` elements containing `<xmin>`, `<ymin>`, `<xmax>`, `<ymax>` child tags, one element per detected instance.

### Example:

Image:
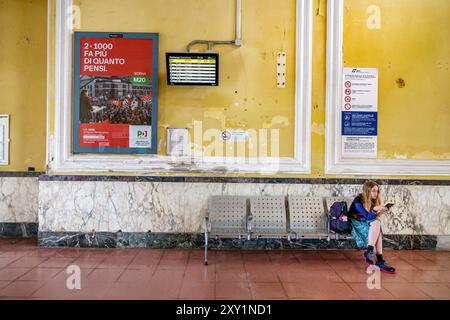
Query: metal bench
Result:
<box><xmin>203</xmin><ymin>196</ymin><xmax>249</xmax><ymax>265</ymax></box>
<box><xmin>203</xmin><ymin>195</ymin><xmax>357</xmax><ymax>265</ymax></box>
<box><xmin>324</xmin><ymin>196</ymin><xmax>354</xmax><ymax>239</ymax></box>
<box><xmin>248</xmin><ymin>196</ymin><xmax>289</xmax><ymax>238</ymax></box>
<box><xmin>288</xmin><ymin>196</ymin><xmax>329</xmax><ymax>240</ymax></box>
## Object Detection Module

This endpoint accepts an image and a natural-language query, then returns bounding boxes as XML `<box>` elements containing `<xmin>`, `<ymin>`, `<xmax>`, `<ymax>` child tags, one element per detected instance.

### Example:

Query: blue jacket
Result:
<box><xmin>349</xmin><ymin>194</ymin><xmax>377</xmax><ymax>221</ymax></box>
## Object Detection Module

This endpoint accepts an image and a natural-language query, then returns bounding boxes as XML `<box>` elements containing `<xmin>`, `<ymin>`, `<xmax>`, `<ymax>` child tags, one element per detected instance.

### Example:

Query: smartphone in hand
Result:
<box><xmin>384</xmin><ymin>203</ymin><xmax>394</xmax><ymax>209</ymax></box>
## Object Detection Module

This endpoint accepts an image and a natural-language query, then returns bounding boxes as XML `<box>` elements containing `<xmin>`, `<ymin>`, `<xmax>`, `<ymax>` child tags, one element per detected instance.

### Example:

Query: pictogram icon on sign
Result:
<box><xmin>345</xmin><ymin>81</ymin><xmax>351</xmax><ymax>88</ymax></box>
<box><xmin>344</xmin><ymin>96</ymin><xmax>351</xmax><ymax>103</ymax></box>
<box><xmin>345</xmin><ymin>89</ymin><xmax>351</xmax><ymax>95</ymax></box>
<box><xmin>344</xmin><ymin>103</ymin><xmax>352</xmax><ymax>110</ymax></box>
<box><xmin>221</xmin><ymin>130</ymin><xmax>231</xmax><ymax>141</ymax></box>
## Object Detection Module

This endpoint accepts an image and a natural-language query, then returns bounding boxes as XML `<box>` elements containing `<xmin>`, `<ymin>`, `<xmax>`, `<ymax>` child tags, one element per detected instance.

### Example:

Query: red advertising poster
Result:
<box><xmin>73</xmin><ymin>32</ymin><xmax>158</xmax><ymax>154</ymax></box>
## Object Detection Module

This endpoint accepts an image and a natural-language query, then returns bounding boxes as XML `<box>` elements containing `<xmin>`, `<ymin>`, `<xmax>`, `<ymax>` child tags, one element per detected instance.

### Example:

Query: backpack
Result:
<box><xmin>329</xmin><ymin>201</ymin><xmax>351</xmax><ymax>234</ymax></box>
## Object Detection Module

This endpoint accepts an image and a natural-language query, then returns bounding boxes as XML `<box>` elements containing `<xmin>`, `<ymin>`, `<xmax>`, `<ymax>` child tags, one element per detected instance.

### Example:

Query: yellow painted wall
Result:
<box><xmin>344</xmin><ymin>0</ymin><xmax>450</xmax><ymax>160</ymax></box>
<box><xmin>3</xmin><ymin>0</ymin><xmax>450</xmax><ymax>179</ymax></box>
<box><xmin>0</xmin><ymin>0</ymin><xmax>47</xmax><ymax>171</ymax></box>
<box><xmin>71</xmin><ymin>0</ymin><xmax>296</xmax><ymax>158</ymax></box>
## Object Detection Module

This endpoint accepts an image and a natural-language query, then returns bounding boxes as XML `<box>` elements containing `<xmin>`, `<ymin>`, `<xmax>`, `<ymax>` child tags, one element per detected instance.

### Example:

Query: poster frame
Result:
<box><xmin>72</xmin><ymin>31</ymin><xmax>159</xmax><ymax>154</ymax></box>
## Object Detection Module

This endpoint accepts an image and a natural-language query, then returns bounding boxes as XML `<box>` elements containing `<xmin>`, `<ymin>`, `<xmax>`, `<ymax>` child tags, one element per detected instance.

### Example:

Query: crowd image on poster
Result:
<box><xmin>73</xmin><ymin>32</ymin><xmax>158</xmax><ymax>154</ymax></box>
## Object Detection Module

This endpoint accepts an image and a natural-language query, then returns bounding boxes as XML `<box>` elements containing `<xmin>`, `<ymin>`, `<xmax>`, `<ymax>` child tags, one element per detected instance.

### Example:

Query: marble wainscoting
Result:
<box><xmin>37</xmin><ymin>177</ymin><xmax>450</xmax><ymax>249</ymax></box>
<box><xmin>0</xmin><ymin>175</ymin><xmax>40</xmax><ymax>237</ymax></box>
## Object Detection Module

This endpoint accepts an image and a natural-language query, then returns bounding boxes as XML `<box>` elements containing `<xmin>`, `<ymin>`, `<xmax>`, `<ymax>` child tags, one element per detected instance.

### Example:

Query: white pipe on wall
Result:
<box><xmin>235</xmin><ymin>0</ymin><xmax>242</xmax><ymax>46</ymax></box>
<box><xmin>187</xmin><ymin>0</ymin><xmax>242</xmax><ymax>52</ymax></box>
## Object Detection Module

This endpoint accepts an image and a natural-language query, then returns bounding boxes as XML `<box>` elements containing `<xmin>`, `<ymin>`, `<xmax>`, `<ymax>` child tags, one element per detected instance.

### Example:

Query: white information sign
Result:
<box><xmin>221</xmin><ymin>130</ymin><xmax>249</xmax><ymax>142</ymax></box>
<box><xmin>342</xmin><ymin>68</ymin><xmax>378</xmax><ymax>112</ymax></box>
<box><xmin>341</xmin><ymin>68</ymin><xmax>378</xmax><ymax>158</ymax></box>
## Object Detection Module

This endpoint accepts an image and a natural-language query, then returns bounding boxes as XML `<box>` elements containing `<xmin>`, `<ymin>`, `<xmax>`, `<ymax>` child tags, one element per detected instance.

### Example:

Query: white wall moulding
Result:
<box><xmin>47</xmin><ymin>0</ymin><xmax>312</xmax><ymax>174</ymax></box>
<box><xmin>325</xmin><ymin>0</ymin><xmax>450</xmax><ymax>176</ymax></box>
<box><xmin>0</xmin><ymin>115</ymin><xmax>9</xmax><ymax>165</ymax></box>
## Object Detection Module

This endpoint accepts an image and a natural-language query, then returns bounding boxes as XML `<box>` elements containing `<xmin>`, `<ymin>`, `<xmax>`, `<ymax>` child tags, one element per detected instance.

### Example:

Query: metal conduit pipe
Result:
<box><xmin>187</xmin><ymin>0</ymin><xmax>242</xmax><ymax>52</ymax></box>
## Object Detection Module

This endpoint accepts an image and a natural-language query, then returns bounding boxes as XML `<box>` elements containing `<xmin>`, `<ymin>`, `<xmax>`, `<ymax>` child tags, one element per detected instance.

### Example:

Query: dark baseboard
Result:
<box><xmin>37</xmin><ymin>174</ymin><xmax>450</xmax><ymax>186</ymax></box>
<box><xmin>37</xmin><ymin>231</ymin><xmax>438</xmax><ymax>250</ymax></box>
<box><xmin>0</xmin><ymin>223</ymin><xmax>38</xmax><ymax>237</ymax></box>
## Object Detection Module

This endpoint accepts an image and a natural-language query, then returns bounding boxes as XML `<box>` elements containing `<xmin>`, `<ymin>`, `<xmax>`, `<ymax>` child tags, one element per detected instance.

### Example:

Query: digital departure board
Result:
<box><xmin>166</xmin><ymin>52</ymin><xmax>219</xmax><ymax>86</ymax></box>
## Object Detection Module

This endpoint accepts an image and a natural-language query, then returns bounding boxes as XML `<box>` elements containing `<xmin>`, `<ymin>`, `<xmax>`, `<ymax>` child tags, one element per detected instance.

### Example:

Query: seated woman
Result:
<box><xmin>348</xmin><ymin>180</ymin><xmax>396</xmax><ymax>274</ymax></box>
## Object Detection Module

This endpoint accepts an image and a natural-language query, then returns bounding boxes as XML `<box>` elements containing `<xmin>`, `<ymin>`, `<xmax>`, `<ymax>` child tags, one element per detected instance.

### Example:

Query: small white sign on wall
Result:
<box><xmin>0</xmin><ymin>115</ymin><xmax>9</xmax><ymax>165</ymax></box>
<box><xmin>221</xmin><ymin>130</ymin><xmax>249</xmax><ymax>142</ymax></box>
<box><xmin>167</xmin><ymin>128</ymin><xmax>189</xmax><ymax>156</ymax></box>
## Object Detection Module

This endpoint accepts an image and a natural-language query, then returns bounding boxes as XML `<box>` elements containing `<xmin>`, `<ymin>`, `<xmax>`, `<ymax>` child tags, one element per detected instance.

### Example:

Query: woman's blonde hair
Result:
<box><xmin>361</xmin><ymin>180</ymin><xmax>382</xmax><ymax>212</ymax></box>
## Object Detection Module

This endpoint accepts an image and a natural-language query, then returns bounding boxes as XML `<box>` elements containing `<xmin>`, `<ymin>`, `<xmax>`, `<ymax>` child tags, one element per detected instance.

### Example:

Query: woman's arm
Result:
<box><xmin>354</xmin><ymin>202</ymin><xmax>378</xmax><ymax>220</ymax></box>
<box><xmin>373</xmin><ymin>205</ymin><xmax>390</xmax><ymax>214</ymax></box>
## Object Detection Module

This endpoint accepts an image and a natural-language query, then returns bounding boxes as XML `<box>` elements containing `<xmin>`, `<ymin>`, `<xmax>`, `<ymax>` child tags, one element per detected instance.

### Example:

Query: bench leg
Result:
<box><xmin>204</xmin><ymin>231</ymin><xmax>209</xmax><ymax>266</ymax></box>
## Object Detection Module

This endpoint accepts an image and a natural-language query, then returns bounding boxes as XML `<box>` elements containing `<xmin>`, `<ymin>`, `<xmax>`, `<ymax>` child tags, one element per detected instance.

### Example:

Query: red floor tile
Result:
<box><xmin>326</xmin><ymin>259</ymin><xmax>363</xmax><ymax>271</ymax></box>
<box><xmin>0</xmin><ymin>281</ymin><xmax>44</xmax><ymax>298</ymax></box>
<box><xmin>0</xmin><ymin>268</ymin><xmax>31</xmax><ymax>281</ymax></box>
<box><xmin>283</xmin><ymin>281</ymin><xmax>358</xmax><ymax>299</ymax></box>
<box><xmin>414</xmin><ymin>283</ymin><xmax>450</xmax><ymax>299</ymax></box>
<box><xmin>37</xmin><ymin>258</ymin><xmax>75</xmax><ymax>268</ymax></box>
<box><xmin>18</xmin><ymin>268</ymin><xmax>62</xmax><ymax>281</ymax></box>
<box><xmin>25</xmin><ymin>249</ymin><xmax>58</xmax><ymax>258</ymax></box>
<box><xmin>246</xmin><ymin>268</ymin><xmax>279</xmax><ymax>282</ymax></box>
<box><xmin>411</xmin><ymin>260</ymin><xmax>450</xmax><ymax>271</ymax></box>
<box><xmin>334</xmin><ymin>266</ymin><xmax>378</xmax><ymax>283</ymax></box>
<box><xmin>279</xmin><ymin>269</ymin><xmax>343</xmax><ymax>283</ymax></box>
<box><xmin>0</xmin><ymin>251</ymin><xmax>30</xmax><ymax>259</ymax></box>
<box><xmin>150</xmin><ymin>270</ymin><xmax>184</xmax><ymax>284</ymax></box>
<box><xmin>0</xmin><ymin>257</ymin><xmax>18</xmax><ymax>268</ymax></box>
<box><xmin>382</xmin><ymin>283</ymin><xmax>431</xmax><ymax>299</ymax></box>
<box><xmin>52</xmin><ymin>248</ymin><xmax>84</xmax><ymax>258</ymax></box>
<box><xmin>102</xmin><ymin>282</ymin><xmax>153</xmax><ymax>300</ymax></box>
<box><xmin>421</xmin><ymin>270</ymin><xmax>450</xmax><ymax>282</ymax></box>
<box><xmin>87</xmin><ymin>268</ymin><xmax>125</xmax><ymax>283</ymax></box>
<box><xmin>318</xmin><ymin>250</ymin><xmax>348</xmax><ymax>260</ymax></box>
<box><xmin>215</xmin><ymin>268</ymin><xmax>248</xmax><ymax>282</ymax></box>
<box><xmin>249</xmin><ymin>282</ymin><xmax>287</xmax><ymax>299</ymax></box>
<box><xmin>397</xmin><ymin>270</ymin><xmax>442</xmax><ymax>283</ymax></box>
<box><xmin>96</xmin><ymin>256</ymin><xmax>135</xmax><ymax>268</ymax></box>
<box><xmin>147</xmin><ymin>275</ymin><xmax>183</xmax><ymax>299</ymax></box>
<box><xmin>296</xmin><ymin>259</ymin><xmax>336</xmax><ymax>270</ymax></box>
<box><xmin>116</xmin><ymin>268</ymin><xmax>153</xmax><ymax>283</ymax></box>
<box><xmin>0</xmin><ymin>281</ymin><xmax>10</xmax><ymax>290</ymax></box>
<box><xmin>292</xmin><ymin>250</ymin><xmax>324</xmax><ymax>260</ymax></box>
<box><xmin>6</xmin><ymin>257</ymin><xmax>49</xmax><ymax>268</ymax></box>
<box><xmin>70</xmin><ymin>257</ymin><xmax>105</xmax><ymax>269</ymax></box>
<box><xmin>216</xmin><ymin>282</ymin><xmax>252</xmax><ymax>299</ymax></box>
<box><xmin>394</xmin><ymin>251</ymin><xmax>429</xmax><ymax>261</ymax></box>
<box><xmin>178</xmin><ymin>281</ymin><xmax>215</xmax><ymax>299</ymax></box>
<box><xmin>184</xmin><ymin>267</ymin><xmax>216</xmax><ymax>282</ymax></box>
<box><xmin>386</xmin><ymin>259</ymin><xmax>418</xmax><ymax>271</ymax></box>
<box><xmin>162</xmin><ymin>250</ymin><xmax>191</xmax><ymax>260</ymax></box>
<box><xmin>347</xmin><ymin>283</ymin><xmax>395</xmax><ymax>300</ymax></box>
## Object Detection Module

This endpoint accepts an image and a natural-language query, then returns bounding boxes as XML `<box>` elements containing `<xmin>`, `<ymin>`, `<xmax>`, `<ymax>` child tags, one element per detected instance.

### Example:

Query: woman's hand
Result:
<box><xmin>373</xmin><ymin>205</ymin><xmax>390</xmax><ymax>215</ymax></box>
<box><xmin>379</xmin><ymin>206</ymin><xmax>390</xmax><ymax>215</ymax></box>
<box><xmin>373</xmin><ymin>205</ymin><xmax>384</xmax><ymax>212</ymax></box>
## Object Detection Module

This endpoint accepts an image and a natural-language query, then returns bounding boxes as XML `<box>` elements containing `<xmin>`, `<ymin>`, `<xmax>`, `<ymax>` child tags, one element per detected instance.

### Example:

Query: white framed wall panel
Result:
<box><xmin>47</xmin><ymin>0</ymin><xmax>313</xmax><ymax>174</ymax></box>
<box><xmin>325</xmin><ymin>0</ymin><xmax>450</xmax><ymax>176</ymax></box>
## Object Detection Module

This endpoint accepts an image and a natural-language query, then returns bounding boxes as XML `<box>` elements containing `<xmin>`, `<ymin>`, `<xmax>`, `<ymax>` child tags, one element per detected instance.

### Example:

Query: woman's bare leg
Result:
<box><xmin>375</xmin><ymin>229</ymin><xmax>383</xmax><ymax>255</ymax></box>
<box><xmin>368</xmin><ymin>220</ymin><xmax>381</xmax><ymax>247</ymax></box>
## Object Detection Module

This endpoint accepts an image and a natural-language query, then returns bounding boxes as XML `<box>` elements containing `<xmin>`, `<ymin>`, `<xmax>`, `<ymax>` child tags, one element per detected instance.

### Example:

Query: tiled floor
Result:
<box><xmin>0</xmin><ymin>237</ymin><xmax>449</xmax><ymax>300</ymax></box>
